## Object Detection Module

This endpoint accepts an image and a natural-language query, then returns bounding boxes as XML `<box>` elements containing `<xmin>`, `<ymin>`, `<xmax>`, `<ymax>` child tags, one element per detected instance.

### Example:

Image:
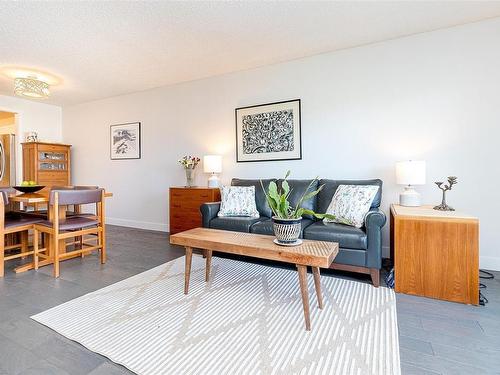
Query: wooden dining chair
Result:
<box><xmin>0</xmin><ymin>189</ymin><xmax>43</xmax><ymax>277</ymax></box>
<box><xmin>23</xmin><ymin>185</ymin><xmax>100</xmax><ymax>219</ymax></box>
<box><xmin>33</xmin><ymin>188</ymin><xmax>106</xmax><ymax>278</ymax></box>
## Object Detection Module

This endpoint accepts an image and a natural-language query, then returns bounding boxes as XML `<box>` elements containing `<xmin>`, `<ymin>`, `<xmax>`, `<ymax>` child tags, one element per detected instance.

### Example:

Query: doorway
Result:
<box><xmin>0</xmin><ymin>111</ymin><xmax>17</xmax><ymax>186</ymax></box>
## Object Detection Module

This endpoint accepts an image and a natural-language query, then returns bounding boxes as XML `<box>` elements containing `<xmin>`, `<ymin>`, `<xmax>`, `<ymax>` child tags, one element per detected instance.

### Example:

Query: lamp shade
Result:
<box><xmin>203</xmin><ymin>155</ymin><xmax>222</xmax><ymax>173</ymax></box>
<box><xmin>396</xmin><ymin>160</ymin><xmax>426</xmax><ymax>185</ymax></box>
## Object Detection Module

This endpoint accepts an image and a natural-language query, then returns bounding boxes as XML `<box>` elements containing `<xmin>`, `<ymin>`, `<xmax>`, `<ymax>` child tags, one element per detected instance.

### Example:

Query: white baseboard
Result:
<box><xmin>106</xmin><ymin>217</ymin><xmax>168</xmax><ymax>232</ymax></box>
<box><xmin>480</xmin><ymin>256</ymin><xmax>500</xmax><ymax>272</ymax></box>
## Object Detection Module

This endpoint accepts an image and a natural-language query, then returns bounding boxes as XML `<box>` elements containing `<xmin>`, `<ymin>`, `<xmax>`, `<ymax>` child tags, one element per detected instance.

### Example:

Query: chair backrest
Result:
<box><xmin>49</xmin><ymin>188</ymin><xmax>104</xmax><ymax>206</ymax></box>
<box><xmin>0</xmin><ymin>188</ymin><xmax>9</xmax><ymax>205</ymax></box>
<box><xmin>0</xmin><ymin>187</ymin><xmax>16</xmax><ymax>206</ymax></box>
<box><xmin>51</xmin><ymin>185</ymin><xmax>99</xmax><ymax>190</ymax></box>
<box><xmin>51</xmin><ymin>186</ymin><xmax>75</xmax><ymax>191</ymax></box>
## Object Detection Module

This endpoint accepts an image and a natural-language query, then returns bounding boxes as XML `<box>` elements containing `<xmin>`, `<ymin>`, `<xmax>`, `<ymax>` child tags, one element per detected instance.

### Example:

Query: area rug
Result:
<box><xmin>32</xmin><ymin>255</ymin><xmax>400</xmax><ymax>375</ymax></box>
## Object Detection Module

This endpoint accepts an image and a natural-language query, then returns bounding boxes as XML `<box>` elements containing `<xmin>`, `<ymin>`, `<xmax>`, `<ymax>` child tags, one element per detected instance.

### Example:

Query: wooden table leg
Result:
<box><xmin>312</xmin><ymin>267</ymin><xmax>323</xmax><ymax>309</ymax></box>
<box><xmin>205</xmin><ymin>249</ymin><xmax>212</xmax><ymax>282</ymax></box>
<box><xmin>20</xmin><ymin>231</ymin><xmax>28</xmax><ymax>259</ymax></box>
<box><xmin>0</xmin><ymin>230</ymin><xmax>4</xmax><ymax>278</ymax></box>
<box><xmin>297</xmin><ymin>264</ymin><xmax>311</xmax><ymax>331</ymax></box>
<box><xmin>184</xmin><ymin>246</ymin><xmax>193</xmax><ymax>294</ymax></box>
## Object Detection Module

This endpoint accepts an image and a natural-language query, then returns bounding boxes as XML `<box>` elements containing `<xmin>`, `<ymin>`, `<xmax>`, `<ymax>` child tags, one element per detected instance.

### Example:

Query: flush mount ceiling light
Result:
<box><xmin>14</xmin><ymin>77</ymin><xmax>50</xmax><ymax>99</ymax></box>
<box><xmin>0</xmin><ymin>66</ymin><xmax>62</xmax><ymax>100</ymax></box>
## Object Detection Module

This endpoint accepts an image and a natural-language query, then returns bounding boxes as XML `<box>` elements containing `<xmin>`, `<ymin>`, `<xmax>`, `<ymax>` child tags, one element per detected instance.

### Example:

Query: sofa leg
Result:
<box><xmin>370</xmin><ymin>268</ymin><xmax>380</xmax><ymax>287</ymax></box>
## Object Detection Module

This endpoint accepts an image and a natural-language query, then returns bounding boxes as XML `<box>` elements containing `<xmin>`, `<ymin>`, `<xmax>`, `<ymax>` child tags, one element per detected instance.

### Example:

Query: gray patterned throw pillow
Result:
<box><xmin>218</xmin><ymin>186</ymin><xmax>260</xmax><ymax>218</ymax></box>
<box><xmin>323</xmin><ymin>185</ymin><xmax>379</xmax><ymax>228</ymax></box>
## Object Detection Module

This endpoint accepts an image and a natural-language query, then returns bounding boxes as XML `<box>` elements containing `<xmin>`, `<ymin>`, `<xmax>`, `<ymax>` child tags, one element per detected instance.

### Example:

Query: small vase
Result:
<box><xmin>185</xmin><ymin>168</ymin><xmax>195</xmax><ymax>187</ymax></box>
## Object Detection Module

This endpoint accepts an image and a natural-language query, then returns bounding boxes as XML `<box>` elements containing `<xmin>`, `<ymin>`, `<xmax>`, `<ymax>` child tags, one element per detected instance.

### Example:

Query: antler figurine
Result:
<box><xmin>433</xmin><ymin>176</ymin><xmax>458</xmax><ymax>211</ymax></box>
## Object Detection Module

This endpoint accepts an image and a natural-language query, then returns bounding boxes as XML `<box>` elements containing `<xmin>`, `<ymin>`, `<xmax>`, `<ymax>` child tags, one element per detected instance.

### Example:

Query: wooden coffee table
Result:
<box><xmin>170</xmin><ymin>228</ymin><xmax>338</xmax><ymax>330</ymax></box>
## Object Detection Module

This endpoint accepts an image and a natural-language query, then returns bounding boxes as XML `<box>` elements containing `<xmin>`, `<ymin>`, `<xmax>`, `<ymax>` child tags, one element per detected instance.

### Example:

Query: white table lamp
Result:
<box><xmin>203</xmin><ymin>155</ymin><xmax>222</xmax><ymax>188</ymax></box>
<box><xmin>396</xmin><ymin>160</ymin><xmax>426</xmax><ymax>206</ymax></box>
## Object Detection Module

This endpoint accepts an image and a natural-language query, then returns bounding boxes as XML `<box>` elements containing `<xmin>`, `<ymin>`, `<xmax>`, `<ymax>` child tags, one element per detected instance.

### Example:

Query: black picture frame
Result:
<box><xmin>235</xmin><ymin>99</ymin><xmax>302</xmax><ymax>162</ymax></box>
<box><xmin>110</xmin><ymin>122</ymin><xmax>141</xmax><ymax>160</ymax></box>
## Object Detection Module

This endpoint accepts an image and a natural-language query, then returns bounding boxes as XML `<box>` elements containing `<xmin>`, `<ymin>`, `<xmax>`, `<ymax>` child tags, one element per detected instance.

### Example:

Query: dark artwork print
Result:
<box><xmin>242</xmin><ymin>109</ymin><xmax>294</xmax><ymax>154</ymax></box>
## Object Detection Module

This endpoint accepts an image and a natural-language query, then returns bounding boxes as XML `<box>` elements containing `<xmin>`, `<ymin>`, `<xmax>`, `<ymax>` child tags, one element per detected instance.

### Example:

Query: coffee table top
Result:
<box><xmin>170</xmin><ymin>228</ymin><xmax>338</xmax><ymax>268</ymax></box>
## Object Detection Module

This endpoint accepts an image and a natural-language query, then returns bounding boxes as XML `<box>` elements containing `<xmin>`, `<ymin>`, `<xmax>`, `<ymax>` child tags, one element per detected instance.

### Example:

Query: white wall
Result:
<box><xmin>63</xmin><ymin>18</ymin><xmax>500</xmax><ymax>270</ymax></box>
<box><xmin>0</xmin><ymin>95</ymin><xmax>63</xmax><ymax>183</ymax></box>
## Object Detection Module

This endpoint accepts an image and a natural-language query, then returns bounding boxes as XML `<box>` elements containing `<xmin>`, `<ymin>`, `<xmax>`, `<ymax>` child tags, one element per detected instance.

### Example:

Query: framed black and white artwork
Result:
<box><xmin>110</xmin><ymin>122</ymin><xmax>141</xmax><ymax>160</ymax></box>
<box><xmin>235</xmin><ymin>99</ymin><xmax>301</xmax><ymax>162</ymax></box>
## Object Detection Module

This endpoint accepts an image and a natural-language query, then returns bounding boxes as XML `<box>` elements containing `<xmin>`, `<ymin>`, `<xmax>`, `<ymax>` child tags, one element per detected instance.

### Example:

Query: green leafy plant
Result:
<box><xmin>260</xmin><ymin>171</ymin><xmax>337</xmax><ymax>220</ymax></box>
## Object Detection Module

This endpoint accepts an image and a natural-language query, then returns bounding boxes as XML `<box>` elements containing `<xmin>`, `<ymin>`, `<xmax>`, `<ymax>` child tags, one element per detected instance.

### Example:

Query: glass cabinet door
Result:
<box><xmin>39</xmin><ymin>152</ymin><xmax>66</xmax><ymax>161</ymax></box>
<box><xmin>38</xmin><ymin>151</ymin><xmax>67</xmax><ymax>170</ymax></box>
<box><xmin>39</xmin><ymin>162</ymin><xmax>66</xmax><ymax>170</ymax></box>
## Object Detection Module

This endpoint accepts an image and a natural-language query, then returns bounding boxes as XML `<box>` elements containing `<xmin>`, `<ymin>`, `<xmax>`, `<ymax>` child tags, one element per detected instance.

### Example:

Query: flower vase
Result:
<box><xmin>185</xmin><ymin>168</ymin><xmax>195</xmax><ymax>187</ymax></box>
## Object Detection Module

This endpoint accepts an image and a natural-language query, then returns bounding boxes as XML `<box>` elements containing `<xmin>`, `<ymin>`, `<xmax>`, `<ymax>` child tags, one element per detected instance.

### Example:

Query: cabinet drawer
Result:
<box><xmin>169</xmin><ymin>188</ymin><xmax>220</xmax><ymax>234</ymax></box>
<box><xmin>38</xmin><ymin>144</ymin><xmax>69</xmax><ymax>153</ymax></box>
<box><xmin>170</xmin><ymin>190</ymin><xmax>213</xmax><ymax>200</ymax></box>
<box><xmin>170</xmin><ymin>222</ymin><xmax>201</xmax><ymax>234</ymax></box>
<box><xmin>170</xmin><ymin>200</ymin><xmax>211</xmax><ymax>210</ymax></box>
<box><xmin>171</xmin><ymin>213</ymin><xmax>201</xmax><ymax>223</ymax></box>
<box><xmin>37</xmin><ymin>172</ymin><xmax>69</xmax><ymax>187</ymax></box>
<box><xmin>37</xmin><ymin>170</ymin><xmax>69</xmax><ymax>179</ymax></box>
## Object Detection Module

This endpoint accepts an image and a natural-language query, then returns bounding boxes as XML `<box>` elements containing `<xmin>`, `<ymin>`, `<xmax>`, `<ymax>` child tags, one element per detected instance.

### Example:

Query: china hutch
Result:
<box><xmin>22</xmin><ymin>142</ymin><xmax>71</xmax><ymax>189</ymax></box>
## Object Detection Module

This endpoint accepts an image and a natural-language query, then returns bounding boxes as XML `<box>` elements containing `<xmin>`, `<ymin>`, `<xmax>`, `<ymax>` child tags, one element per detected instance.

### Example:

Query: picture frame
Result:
<box><xmin>110</xmin><ymin>122</ymin><xmax>141</xmax><ymax>160</ymax></box>
<box><xmin>235</xmin><ymin>99</ymin><xmax>301</xmax><ymax>162</ymax></box>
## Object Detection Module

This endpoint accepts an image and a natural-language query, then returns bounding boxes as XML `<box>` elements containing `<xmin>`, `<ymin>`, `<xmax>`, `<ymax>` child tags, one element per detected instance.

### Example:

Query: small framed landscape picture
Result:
<box><xmin>235</xmin><ymin>99</ymin><xmax>301</xmax><ymax>162</ymax></box>
<box><xmin>110</xmin><ymin>122</ymin><xmax>141</xmax><ymax>160</ymax></box>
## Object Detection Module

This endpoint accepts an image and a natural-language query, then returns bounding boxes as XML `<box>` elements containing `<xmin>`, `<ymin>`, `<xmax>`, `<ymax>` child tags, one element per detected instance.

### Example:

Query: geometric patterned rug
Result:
<box><xmin>32</xmin><ymin>255</ymin><xmax>400</xmax><ymax>375</ymax></box>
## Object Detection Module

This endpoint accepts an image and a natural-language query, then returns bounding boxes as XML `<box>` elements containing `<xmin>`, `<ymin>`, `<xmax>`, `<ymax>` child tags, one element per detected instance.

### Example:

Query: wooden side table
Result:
<box><xmin>390</xmin><ymin>204</ymin><xmax>479</xmax><ymax>305</ymax></box>
<box><xmin>169</xmin><ymin>187</ymin><xmax>221</xmax><ymax>235</ymax></box>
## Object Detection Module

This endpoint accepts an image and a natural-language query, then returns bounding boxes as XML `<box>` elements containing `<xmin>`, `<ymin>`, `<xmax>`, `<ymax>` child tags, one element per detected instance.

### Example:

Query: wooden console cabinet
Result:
<box><xmin>169</xmin><ymin>187</ymin><xmax>221</xmax><ymax>235</ymax></box>
<box><xmin>22</xmin><ymin>142</ymin><xmax>71</xmax><ymax>189</ymax></box>
<box><xmin>390</xmin><ymin>204</ymin><xmax>479</xmax><ymax>305</ymax></box>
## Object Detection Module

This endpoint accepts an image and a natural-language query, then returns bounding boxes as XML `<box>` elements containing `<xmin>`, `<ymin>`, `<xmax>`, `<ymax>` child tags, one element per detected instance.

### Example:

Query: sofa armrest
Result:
<box><xmin>365</xmin><ymin>209</ymin><xmax>386</xmax><ymax>228</ymax></box>
<box><xmin>364</xmin><ymin>209</ymin><xmax>387</xmax><ymax>269</ymax></box>
<box><xmin>200</xmin><ymin>202</ymin><xmax>221</xmax><ymax>228</ymax></box>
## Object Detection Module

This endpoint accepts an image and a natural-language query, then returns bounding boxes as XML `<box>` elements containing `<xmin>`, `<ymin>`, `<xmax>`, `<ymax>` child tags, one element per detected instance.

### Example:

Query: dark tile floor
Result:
<box><xmin>0</xmin><ymin>225</ymin><xmax>498</xmax><ymax>374</ymax></box>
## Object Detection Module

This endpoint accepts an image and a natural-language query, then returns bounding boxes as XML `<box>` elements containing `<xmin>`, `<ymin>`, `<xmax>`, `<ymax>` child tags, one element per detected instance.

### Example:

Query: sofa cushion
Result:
<box><xmin>303</xmin><ymin>221</ymin><xmax>367</xmax><ymax>250</ymax></box>
<box><xmin>250</xmin><ymin>218</ymin><xmax>314</xmax><ymax>238</ymax></box>
<box><xmin>209</xmin><ymin>216</ymin><xmax>265</xmax><ymax>233</ymax></box>
<box><xmin>334</xmin><ymin>248</ymin><xmax>367</xmax><ymax>267</ymax></box>
<box><xmin>277</xmin><ymin>179</ymin><xmax>318</xmax><ymax>219</ymax></box>
<box><xmin>317</xmin><ymin>179</ymin><xmax>382</xmax><ymax>214</ymax></box>
<box><xmin>5</xmin><ymin>216</ymin><xmax>44</xmax><ymax>229</ymax></box>
<box><xmin>232</xmin><ymin>178</ymin><xmax>275</xmax><ymax>218</ymax></box>
<box><xmin>37</xmin><ymin>217</ymin><xmax>99</xmax><ymax>231</ymax></box>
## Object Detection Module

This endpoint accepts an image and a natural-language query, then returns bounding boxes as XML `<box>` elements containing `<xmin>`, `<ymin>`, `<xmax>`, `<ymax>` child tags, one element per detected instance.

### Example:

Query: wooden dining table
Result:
<box><xmin>8</xmin><ymin>190</ymin><xmax>113</xmax><ymax>273</ymax></box>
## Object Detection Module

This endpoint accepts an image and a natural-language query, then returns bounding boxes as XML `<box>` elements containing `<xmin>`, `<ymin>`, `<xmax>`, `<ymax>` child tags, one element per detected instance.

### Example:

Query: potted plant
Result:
<box><xmin>261</xmin><ymin>171</ymin><xmax>336</xmax><ymax>246</ymax></box>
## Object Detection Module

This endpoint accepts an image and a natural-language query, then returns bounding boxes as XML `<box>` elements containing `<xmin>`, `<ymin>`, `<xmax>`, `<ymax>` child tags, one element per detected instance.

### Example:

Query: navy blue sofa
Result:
<box><xmin>200</xmin><ymin>178</ymin><xmax>386</xmax><ymax>286</ymax></box>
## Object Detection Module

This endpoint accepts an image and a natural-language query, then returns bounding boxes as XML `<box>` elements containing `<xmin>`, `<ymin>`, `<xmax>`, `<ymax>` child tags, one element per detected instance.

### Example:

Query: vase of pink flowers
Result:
<box><xmin>178</xmin><ymin>155</ymin><xmax>201</xmax><ymax>187</ymax></box>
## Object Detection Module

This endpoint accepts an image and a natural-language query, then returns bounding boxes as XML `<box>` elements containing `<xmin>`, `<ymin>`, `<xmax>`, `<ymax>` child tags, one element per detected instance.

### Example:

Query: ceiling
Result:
<box><xmin>1</xmin><ymin>1</ymin><xmax>500</xmax><ymax>107</ymax></box>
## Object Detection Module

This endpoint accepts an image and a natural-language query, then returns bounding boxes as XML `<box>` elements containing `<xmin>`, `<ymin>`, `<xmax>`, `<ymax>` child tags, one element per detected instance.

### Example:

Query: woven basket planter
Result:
<box><xmin>272</xmin><ymin>217</ymin><xmax>302</xmax><ymax>245</ymax></box>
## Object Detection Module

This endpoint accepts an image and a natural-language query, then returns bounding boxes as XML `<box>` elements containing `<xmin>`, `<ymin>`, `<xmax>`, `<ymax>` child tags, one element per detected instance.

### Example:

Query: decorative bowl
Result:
<box><xmin>13</xmin><ymin>185</ymin><xmax>45</xmax><ymax>193</ymax></box>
